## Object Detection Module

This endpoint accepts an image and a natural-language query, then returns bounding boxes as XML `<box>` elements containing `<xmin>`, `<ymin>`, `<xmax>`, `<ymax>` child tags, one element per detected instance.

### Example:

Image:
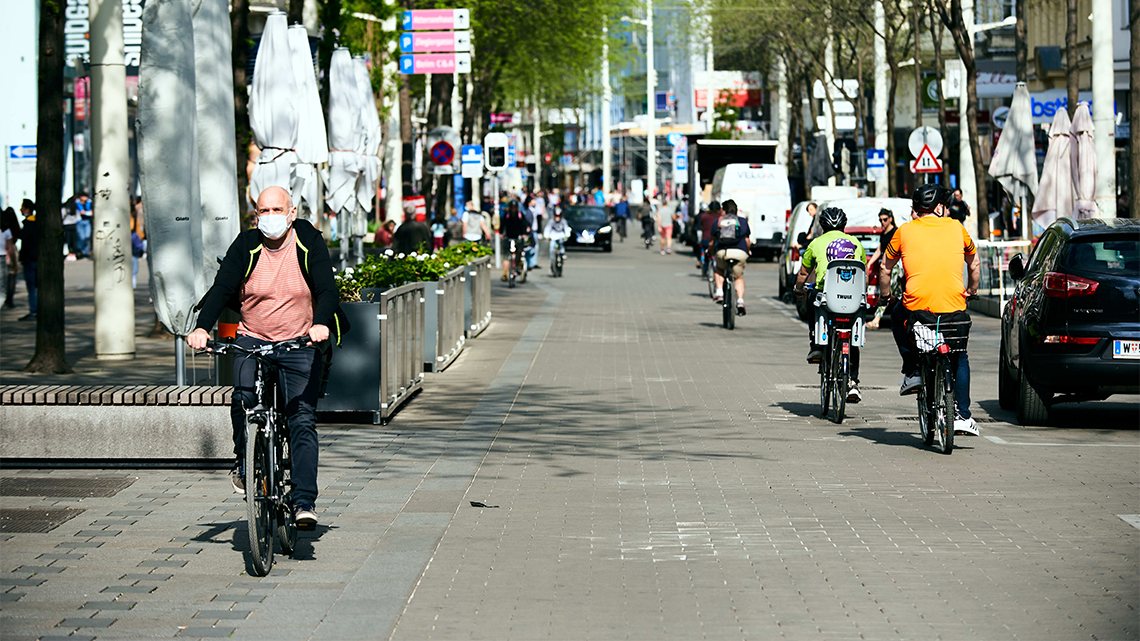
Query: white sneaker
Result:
<box><xmin>899</xmin><ymin>375</ymin><xmax>922</xmax><ymax>396</ymax></box>
<box><xmin>954</xmin><ymin>415</ymin><xmax>979</xmax><ymax>436</ymax></box>
<box><xmin>847</xmin><ymin>385</ymin><xmax>862</xmax><ymax>404</ymax></box>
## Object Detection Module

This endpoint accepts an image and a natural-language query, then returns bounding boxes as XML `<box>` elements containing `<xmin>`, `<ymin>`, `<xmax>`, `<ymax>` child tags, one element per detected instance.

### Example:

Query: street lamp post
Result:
<box><xmin>623</xmin><ymin>3</ymin><xmax>654</xmax><ymax>199</ymax></box>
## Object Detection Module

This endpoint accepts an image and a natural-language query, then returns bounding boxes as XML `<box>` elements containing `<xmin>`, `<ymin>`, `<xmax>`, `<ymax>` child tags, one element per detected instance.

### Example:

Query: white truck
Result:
<box><xmin>709</xmin><ymin>163</ymin><xmax>792</xmax><ymax>261</ymax></box>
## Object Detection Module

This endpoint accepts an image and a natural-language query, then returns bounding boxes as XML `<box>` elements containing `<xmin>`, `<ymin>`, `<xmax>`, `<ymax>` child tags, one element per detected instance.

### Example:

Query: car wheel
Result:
<box><xmin>998</xmin><ymin>336</ymin><xmax>1017</xmax><ymax>411</ymax></box>
<box><xmin>603</xmin><ymin>243</ymin><xmax>612</xmax><ymax>253</ymax></box>
<box><xmin>1016</xmin><ymin>356</ymin><xmax>1051</xmax><ymax>426</ymax></box>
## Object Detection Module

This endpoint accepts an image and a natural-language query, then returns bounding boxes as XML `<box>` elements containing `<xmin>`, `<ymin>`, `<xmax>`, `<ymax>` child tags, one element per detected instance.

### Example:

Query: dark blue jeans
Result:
<box><xmin>231</xmin><ymin>334</ymin><xmax>321</xmax><ymax>506</ymax></box>
<box><xmin>22</xmin><ymin>262</ymin><xmax>36</xmax><ymax>314</ymax></box>
<box><xmin>892</xmin><ymin>304</ymin><xmax>972</xmax><ymax>419</ymax></box>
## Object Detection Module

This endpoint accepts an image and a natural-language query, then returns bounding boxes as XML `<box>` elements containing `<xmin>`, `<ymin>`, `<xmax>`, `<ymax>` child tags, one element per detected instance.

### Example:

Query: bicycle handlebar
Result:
<box><xmin>200</xmin><ymin>336</ymin><xmax>312</xmax><ymax>356</ymax></box>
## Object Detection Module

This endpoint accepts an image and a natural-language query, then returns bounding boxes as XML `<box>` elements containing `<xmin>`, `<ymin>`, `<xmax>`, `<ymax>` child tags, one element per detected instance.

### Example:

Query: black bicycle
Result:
<box><xmin>814</xmin><ymin>291</ymin><xmax>863</xmax><ymax>424</ymax></box>
<box><xmin>550</xmin><ymin>237</ymin><xmax>566</xmax><ymax>277</ymax></box>
<box><xmin>719</xmin><ymin>258</ymin><xmax>740</xmax><ymax>330</ymax></box>
<box><xmin>909</xmin><ymin>310</ymin><xmax>971</xmax><ymax>454</ymax></box>
<box><xmin>202</xmin><ymin>336</ymin><xmax>310</xmax><ymax>575</ymax></box>
<box><xmin>641</xmin><ymin>217</ymin><xmax>654</xmax><ymax>249</ymax></box>
<box><xmin>507</xmin><ymin>238</ymin><xmax>526</xmax><ymax>288</ymax></box>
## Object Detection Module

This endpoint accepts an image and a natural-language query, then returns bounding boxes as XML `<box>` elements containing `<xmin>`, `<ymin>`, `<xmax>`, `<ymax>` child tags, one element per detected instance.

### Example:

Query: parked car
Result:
<box><xmin>999</xmin><ymin>217</ymin><xmax>1140</xmax><ymax>425</ymax></box>
<box><xmin>562</xmin><ymin>206</ymin><xmax>613</xmax><ymax>252</ymax></box>
<box><xmin>781</xmin><ymin>197</ymin><xmax>913</xmax><ymax>321</ymax></box>
<box><xmin>709</xmin><ymin>163</ymin><xmax>791</xmax><ymax>261</ymax></box>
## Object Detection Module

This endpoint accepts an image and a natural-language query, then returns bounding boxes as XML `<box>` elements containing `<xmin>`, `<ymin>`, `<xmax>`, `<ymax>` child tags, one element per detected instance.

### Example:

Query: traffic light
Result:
<box><xmin>483</xmin><ymin>132</ymin><xmax>508</xmax><ymax>172</ymax></box>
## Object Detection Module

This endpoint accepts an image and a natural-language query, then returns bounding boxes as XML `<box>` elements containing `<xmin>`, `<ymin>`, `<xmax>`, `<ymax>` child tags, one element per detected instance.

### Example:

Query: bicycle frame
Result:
<box><xmin>910</xmin><ymin>315</ymin><xmax>970</xmax><ymax>454</ymax></box>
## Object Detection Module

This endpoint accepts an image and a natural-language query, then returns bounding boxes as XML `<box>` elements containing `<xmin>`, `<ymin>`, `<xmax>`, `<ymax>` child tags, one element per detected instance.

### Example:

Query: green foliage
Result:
<box><xmin>336</xmin><ymin>242</ymin><xmax>491</xmax><ymax>302</ymax></box>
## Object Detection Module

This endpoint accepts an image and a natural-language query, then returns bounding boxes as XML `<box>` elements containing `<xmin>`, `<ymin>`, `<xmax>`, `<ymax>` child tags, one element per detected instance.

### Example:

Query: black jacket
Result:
<box><xmin>194</xmin><ymin>220</ymin><xmax>348</xmax><ymax>345</ymax></box>
<box><xmin>391</xmin><ymin>220</ymin><xmax>432</xmax><ymax>254</ymax></box>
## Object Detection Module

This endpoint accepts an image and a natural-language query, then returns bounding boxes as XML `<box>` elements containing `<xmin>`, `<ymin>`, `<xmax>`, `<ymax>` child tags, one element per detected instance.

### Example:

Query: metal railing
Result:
<box><xmin>381</xmin><ymin>281</ymin><xmax>426</xmax><ymax>422</ymax></box>
<box><xmin>970</xmin><ymin>240</ymin><xmax>1032</xmax><ymax>317</ymax></box>
<box><xmin>465</xmin><ymin>256</ymin><xmax>492</xmax><ymax>338</ymax></box>
<box><xmin>320</xmin><ymin>281</ymin><xmax>425</xmax><ymax>424</ymax></box>
<box><xmin>424</xmin><ymin>265</ymin><xmax>467</xmax><ymax>372</ymax></box>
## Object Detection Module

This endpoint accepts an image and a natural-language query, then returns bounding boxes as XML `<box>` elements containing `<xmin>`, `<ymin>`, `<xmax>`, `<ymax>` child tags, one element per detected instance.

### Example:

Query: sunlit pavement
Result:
<box><xmin>2</xmin><ymin>240</ymin><xmax>1137</xmax><ymax>640</ymax></box>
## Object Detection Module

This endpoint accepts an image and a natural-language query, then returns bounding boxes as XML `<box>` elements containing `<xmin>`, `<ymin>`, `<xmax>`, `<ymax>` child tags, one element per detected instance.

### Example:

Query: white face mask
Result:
<box><xmin>258</xmin><ymin>214</ymin><xmax>290</xmax><ymax>240</ymax></box>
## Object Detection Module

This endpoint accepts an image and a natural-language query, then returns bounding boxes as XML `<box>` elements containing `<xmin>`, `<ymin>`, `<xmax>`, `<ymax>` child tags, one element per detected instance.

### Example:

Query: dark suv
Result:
<box><xmin>999</xmin><ymin>218</ymin><xmax>1139</xmax><ymax>425</ymax></box>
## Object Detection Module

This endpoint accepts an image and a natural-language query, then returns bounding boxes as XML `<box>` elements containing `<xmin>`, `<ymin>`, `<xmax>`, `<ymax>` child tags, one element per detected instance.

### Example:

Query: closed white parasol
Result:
<box><xmin>325</xmin><ymin>47</ymin><xmax>363</xmax><ymax>220</ymax></box>
<box><xmin>288</xmin><ymin>24</ymin><xmax>327</xmax><ymax>221</ymax></box>
<box><xmin>988</xmin><ymin>83</ymin><xmax>1038</xmax><ymax>239</ymax></box>
<box><xmin>1031</xmin><ymin>107</ymin><xmax>1075</xmax><ymax>229</ymax></box>
<box><xmin>1070</xmin><ymin>102</ymin><xmax>1098</xmax><ymax>218</ymax></box>
<box><xmin>248</xmin><ymin>11</ymin><xmax>298</xmax><ymax>205</ymax></box>
<box><xmin>355</xmin><ymin>56</ymin><xmax>383</xmax><ymax>220</ymax></box>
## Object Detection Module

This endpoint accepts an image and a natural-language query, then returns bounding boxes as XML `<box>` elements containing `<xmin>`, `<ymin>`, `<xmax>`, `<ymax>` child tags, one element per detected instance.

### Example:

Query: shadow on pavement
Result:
<box><xmin>977</xmin><ymin>398</ymin><xmax>1140</xmax><ymax>431</ymax></box>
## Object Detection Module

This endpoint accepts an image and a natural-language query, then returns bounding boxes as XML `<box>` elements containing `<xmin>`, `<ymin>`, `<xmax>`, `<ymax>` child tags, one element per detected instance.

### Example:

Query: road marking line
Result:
<box><xmin>1118</xmin><ymin>515</ymin><xmax>1140</xmax><ymax>530</ymax></box>
<box><xmin>984</xmin><ymin>435</ymin><xmax>1138</xmax><ymax>447</ymax></box>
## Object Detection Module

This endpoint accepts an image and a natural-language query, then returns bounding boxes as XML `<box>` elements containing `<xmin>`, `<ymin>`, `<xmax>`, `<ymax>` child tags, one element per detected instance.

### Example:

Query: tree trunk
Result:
<box><xmin>914</xmin><ymin>2</ymin><xmax>923</xmax><ymax>139</ymax></box>
<box><xmin>1066</xmin><ymin>0</ymin><xmax>1079</xmax><ymax>110</ymax></box>
<box><xmin>937</xmin><ymin>0</ymin><xmax>990</xmax><ymax>221</ymax></box>
<box><xmin>1131</xmin><ymin>2</ymin><xmax>1138</xmax><ymax>217</ymax></box>
<box><xmin>287</xmin><ymin>0</ymin><xmax>304</xmax><ymax>26</ymax></box>
<box><xmin>317</xmin><ymin>0</ymin><xmax>342</xmax><ymax>108</ymax></box>
<box><xmin>930</xmin><ymin>6</ymin><xmax>951</xmax><ymax>184</ymax></box>
<box><xmin>231</xmin><ymin>0</ymin><xmax>251</xmax><ymax>228</ymax></box>
<box><xmin>26</xmin><ymin>0</ymin><xmax>72</xmax><ymax>373</ymax></box>
<box><xmin>886</xmin><ymin>61</ymin><xmax>900</xmax><ymax>197</ymax></box>
<box><xmin>1015</xmin><ymin>0</ymin><xmax>1028</xmax><ymax>82</ymax></box>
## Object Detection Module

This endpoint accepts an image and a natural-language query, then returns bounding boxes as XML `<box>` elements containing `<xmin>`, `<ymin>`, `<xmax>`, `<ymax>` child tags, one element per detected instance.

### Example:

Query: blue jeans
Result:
<box><xmin>892</xmin><ymin>304</ymin><xmax>971</xmax><ymax>419</ymax></box>
<box><xmin>548</xmin><ymin>238</ymin><xmax>565</xmax><ymax>263</ymax></box>
<box><xmin>76</xmin><ymin>218</ymin><xmax>92</xmax><ymax>256</ymax></box>
<box><xmin>231</xmin><ymin>334</ymin><xmax>322</xmax><ymax>506</ymax></box>
<box><xmin>22</xmin><ymin>262</ymin><xmax>36</xmax><ymax>314</ymax></box>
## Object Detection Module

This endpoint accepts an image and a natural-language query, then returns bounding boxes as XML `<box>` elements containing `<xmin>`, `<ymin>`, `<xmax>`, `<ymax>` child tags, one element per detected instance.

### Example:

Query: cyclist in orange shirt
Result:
<box><xmin>879</xmin><ymin>183</ymin><xmax>981</xmax><ymax>434</ymax></box>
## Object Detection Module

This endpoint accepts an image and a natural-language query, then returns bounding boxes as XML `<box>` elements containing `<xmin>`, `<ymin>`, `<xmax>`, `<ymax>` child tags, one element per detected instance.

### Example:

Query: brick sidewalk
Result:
<box><xmin>2</xmin><ymin>242</ymin><xmax>1137</xmax><ymax>641</ymax></box>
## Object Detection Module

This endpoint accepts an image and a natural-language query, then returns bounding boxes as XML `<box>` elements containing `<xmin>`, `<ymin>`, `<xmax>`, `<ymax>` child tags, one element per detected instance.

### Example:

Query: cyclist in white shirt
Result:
<box><xmin>543</xmin><ymin>208</ymin><xmax>570</xmax><ymax>265</ymax></box>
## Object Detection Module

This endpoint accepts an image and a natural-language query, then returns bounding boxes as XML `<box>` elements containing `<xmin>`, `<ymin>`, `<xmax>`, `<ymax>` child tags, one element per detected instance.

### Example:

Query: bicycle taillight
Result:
<box><xmin>937</xmin><ymin>344</ymin><xmax>950</xmax><ymax>354</ymax></box>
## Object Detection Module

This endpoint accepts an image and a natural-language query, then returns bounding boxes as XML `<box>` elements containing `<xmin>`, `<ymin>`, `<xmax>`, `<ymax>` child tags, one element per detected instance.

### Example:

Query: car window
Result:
<box><xmin>1064</xmin><ymin>236</ymin><xmax>1140</xmax><ymax>276</ymax></box>
<box><xmin>1026</xmin><ymin>231</ymin><xmax>1059</xmax><ymax>274</ymax></box>
<box><xmin>564</xmin><ymin>207</ymin><xmax>608</xmax><ymax>224</ymax></box>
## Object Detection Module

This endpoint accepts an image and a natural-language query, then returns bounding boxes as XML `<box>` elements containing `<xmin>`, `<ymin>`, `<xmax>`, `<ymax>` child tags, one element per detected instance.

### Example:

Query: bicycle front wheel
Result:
<box><xmin>917</xmin><ymin>368</ymin><xmax>934</xmax><ymax>447</ymax></box>
<box><xmin>245</xmin><ymin>418</ymin><xmax>275</xmax><ymax>575</ymax></box>
<box><xmin>933</xmin><ymin>360</ymin><xmax>955</xmax><ymax>454</ymax></box>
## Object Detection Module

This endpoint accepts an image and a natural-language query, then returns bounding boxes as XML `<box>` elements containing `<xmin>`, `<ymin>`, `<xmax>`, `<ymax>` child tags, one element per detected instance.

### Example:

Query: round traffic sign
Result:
<box><xmin>908</xmin><ymin>126</ymin><xmax>943</xmax><ymax>158</ymax></box>
<box><xmin>991</xmin><ymin>106</ymin><xmax>1009</xmax><ymax>130</ymax></box>
<box><xmin>430</xmin><ymin>141</ymin><xmax>455</xmax><ymax>166</ymax></box>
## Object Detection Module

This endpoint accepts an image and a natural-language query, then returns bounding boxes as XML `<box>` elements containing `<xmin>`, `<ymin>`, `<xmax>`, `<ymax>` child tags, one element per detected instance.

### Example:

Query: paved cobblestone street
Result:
<box><xmin>2</xmin><ymin>241</ymin><xmax>1138</xmax><ymax>640</ymax></box>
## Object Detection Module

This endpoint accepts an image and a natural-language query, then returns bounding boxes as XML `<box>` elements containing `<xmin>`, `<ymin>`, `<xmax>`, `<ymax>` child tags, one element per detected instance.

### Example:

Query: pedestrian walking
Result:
<box><xmin>17</xmin><ymin>199</ymin><xmax>38</xmax><ymax>320</ymax></box>
<box><xmin>1</xmin><ymin>206</ymin><xmax>19</xmax><ymax>308</ymax></box>
<box><xmin>431</xmin><ymin>214</ymin><xmax>447</xmax><ymax>251</ymax></box>
<box><xmin>62</xmin><ymin>195</ymin><xmax>81</xmax><ymax>261</ymax></box>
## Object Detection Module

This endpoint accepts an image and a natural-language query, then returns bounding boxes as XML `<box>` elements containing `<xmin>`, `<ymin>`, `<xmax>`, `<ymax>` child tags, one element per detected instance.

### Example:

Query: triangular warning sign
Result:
<box><xmin>910</xmin><ymin>144</ymin><xmax>943</xmax><ymax>173</ymax></box>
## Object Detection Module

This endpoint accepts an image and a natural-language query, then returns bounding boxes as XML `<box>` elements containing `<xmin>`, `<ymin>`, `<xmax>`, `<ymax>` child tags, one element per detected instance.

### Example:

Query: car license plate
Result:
<box><xmin>578</xmin><ymin>232</ymin><xmax>594</xmax><ymax>244</ymax></box>
<box><xmin>1112</xmin><ymin>340</ymin><xmax>1140</xmax><ymax>359</ymax></box>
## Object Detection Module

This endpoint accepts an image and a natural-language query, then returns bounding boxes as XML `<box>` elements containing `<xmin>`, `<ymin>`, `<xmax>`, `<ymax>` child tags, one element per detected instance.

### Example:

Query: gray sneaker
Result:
<box><xmin>899</xmin><ymin>375</ymin><xmax>922</xmax><ymax>396</ymax></box>
<box><xmin>294</xmin><ymin>502</ymin><xmax>317</xmax><ymax>528</ymax></box>
<box><xmin>230</xmin><ymin>460</ymin><xmax>244</xmax><ymax>495</ymax></box>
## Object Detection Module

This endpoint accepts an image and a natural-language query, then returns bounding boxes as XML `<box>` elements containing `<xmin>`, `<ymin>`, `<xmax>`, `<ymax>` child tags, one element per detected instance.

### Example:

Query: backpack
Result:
<box><xmin>716</xmin><ymin>214</ymin><xmax>743</xmax><ymax>244</ymax></box>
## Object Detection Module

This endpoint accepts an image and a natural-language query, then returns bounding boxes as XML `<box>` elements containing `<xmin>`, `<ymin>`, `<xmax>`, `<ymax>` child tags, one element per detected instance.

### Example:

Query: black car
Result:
<box><xmin>999</xmin><ymin>217</ymin><xmax>1140</xmax><ymax>425</ymax></box>
<box><xmin>562</xmin><ymin>206</ymin><xmax>613</xmax><ymax>252</ymax></box>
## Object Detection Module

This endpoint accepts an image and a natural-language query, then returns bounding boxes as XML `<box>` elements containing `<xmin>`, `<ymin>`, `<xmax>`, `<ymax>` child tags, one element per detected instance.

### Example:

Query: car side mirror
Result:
<box><xmin>1008</xmin><ymin>253</ymin><xmax>1026</xmax><ymax>280</ymax></box>
<box><xmin>797</xmin><ymin>232</ymin><xmax>809</xmax><ymax>247</ymax></box>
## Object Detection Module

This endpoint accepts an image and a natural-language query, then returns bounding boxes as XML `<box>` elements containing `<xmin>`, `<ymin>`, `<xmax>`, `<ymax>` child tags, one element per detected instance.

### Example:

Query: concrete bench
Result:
<box><xmin>1</xmin><ymin>385</ymin><xmax>233</xmax><ymax>463</ymax></box>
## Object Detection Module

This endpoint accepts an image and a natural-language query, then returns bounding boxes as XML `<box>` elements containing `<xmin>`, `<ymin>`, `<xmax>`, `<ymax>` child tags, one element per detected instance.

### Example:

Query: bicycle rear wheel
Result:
<box><xmin>275</xmin><ymin>437</ymin><xmax>297</xmax><ymax>555</ymax></box>
<box><xmin>830</xmin><ymin>345</ymin><xmax>848</xmax><ymax>424</ymax></box>
<box><xmin>819</xmin><ymin>348</ymin><xmax>830</xmax><ymax>418</ymax></box>
<box><xmin>933</xmin><ymin>360</ymin><xmax>955</xmax><ymax>454</ymax></box>
<box><xmin>722</xmin><ymin>282</ymin><xmax>734</xmax><ymax>329</ymax></box>
<box><xmin>245</xmin><ymin>418</ymin><xmax>275</xmax><ymax>576</ymax></box>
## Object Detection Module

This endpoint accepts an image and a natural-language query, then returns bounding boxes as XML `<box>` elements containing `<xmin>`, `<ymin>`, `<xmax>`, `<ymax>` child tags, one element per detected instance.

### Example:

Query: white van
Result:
<box><xmin>710</xmin><ymin>163</ymin><xmax>792</xmax><ymax>260</ymax></box>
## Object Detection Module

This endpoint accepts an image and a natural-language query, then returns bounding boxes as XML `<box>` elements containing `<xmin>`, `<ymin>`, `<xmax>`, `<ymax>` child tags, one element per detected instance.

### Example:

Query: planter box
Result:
<box><xmin>465</xmin><ymin>256</ymin><xmax>492</xmax><ymax>338</ymax></box>
<box><xmin>320</xmin><ymin>281</ymin><xmax>426</xmax><ymax>424</ymax></box>
<box><xmin>424</xmin><ymin>265</ymin><xmax>467</xmax><ymax>372</ymax></box>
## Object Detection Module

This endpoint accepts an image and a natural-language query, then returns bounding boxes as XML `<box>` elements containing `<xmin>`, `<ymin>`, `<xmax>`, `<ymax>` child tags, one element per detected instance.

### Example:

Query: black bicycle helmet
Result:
<box><xmin>818</xmin><ymin>207</ymin><xmax>847</xmax><ymax>232</ymax></box>
<box><xmin>912</xmin><ymin>182</ymin><xmax>953</xmax><ymax>214</ymax></box>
